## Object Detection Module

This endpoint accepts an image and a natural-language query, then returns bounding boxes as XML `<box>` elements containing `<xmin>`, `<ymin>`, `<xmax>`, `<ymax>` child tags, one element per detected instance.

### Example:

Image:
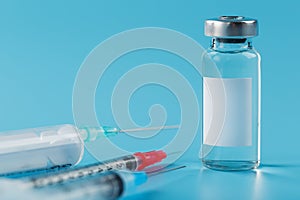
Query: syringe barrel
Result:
<box><xmin>33</xmin><ymin>172</ymin><xmax>123</xmax><ymax>200</ymax></box>
<box><xmin>0</xmin><ymin>124</ymin><xmax>84</xmax><ymax>175</ymax></box>
<box><xmin>34</xmin><ymin>171</ymin><xmax>146</xmax><ymax>200</ymax></box>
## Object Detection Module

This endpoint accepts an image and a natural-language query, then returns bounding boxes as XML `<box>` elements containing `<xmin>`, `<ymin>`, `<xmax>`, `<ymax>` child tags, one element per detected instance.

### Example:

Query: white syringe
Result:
<box><xmin>0</xmin><ymin>124</ymin><xmax>178</xmax><ymax>175</ymax></box>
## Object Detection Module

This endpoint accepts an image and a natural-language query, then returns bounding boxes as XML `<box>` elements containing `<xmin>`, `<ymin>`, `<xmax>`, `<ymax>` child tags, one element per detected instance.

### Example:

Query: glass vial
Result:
<box><xmin>201</xmin><ymin>16</ymin><xmax>261</xmax><ymax>170</ymax></box>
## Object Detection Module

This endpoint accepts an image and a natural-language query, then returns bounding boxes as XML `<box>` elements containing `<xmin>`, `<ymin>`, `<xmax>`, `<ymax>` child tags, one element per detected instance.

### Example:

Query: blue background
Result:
<box><xmin>1</xmin><ymin>0</ymin><xmax>300</xmax><ymax>199</ymax></box>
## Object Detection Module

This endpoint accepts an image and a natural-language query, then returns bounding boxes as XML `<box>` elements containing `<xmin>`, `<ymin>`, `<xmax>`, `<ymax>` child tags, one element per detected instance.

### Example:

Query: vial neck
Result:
<box><xmin>211</xmin><ymin>38</ymin><xmax>252</xmax><ymax>52</ymax></box>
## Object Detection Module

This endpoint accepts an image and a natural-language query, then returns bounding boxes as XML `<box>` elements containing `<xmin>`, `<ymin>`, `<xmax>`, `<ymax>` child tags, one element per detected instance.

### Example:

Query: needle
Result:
<box><xmin>148</xmin><ymin>165</ymin><xmax>186</xmax><ymax>176</ymax></box>
<box><xmin>80</xmin><ymin>125</ymin><xmax>180</xmax><ymax>142</ymax></box>
<box><xmin>119</xmin><ymin>125</ymin><xmax>180</xmax><ymax>133</ymax></box>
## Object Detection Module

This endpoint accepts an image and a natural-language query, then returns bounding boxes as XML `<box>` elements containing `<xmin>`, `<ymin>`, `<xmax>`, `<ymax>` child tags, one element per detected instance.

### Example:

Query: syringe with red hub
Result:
<box><xmin>31</xmin><ymin>150</ymin><xmax>167</xmax><ymax>187</ymax></box>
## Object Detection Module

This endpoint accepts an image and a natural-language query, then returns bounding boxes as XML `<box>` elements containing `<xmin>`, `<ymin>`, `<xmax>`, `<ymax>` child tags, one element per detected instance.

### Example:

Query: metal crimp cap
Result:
<box><xmin>205</xmin><ymin>16</ymin><xmax>258</xmax><ymax>38</ymax></box>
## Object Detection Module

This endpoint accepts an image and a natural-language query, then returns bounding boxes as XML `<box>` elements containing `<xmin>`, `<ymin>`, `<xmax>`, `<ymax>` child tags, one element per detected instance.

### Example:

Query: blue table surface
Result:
<box><xmin>119</xmin><ymin>158</ymin><xmax>300</xmax><ymax>200</ymax></box>
<box><xmin>78</xmin><ymin>142</ymin><xmax>300</xmax><ymax>200</ymax></box>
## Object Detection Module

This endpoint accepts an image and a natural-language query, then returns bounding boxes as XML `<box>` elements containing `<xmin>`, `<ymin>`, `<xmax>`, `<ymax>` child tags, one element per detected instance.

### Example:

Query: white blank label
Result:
<box><xmin>203</xmin><ymin>77</ymin><xmax>252</xmax><ymax>146</ymax></box>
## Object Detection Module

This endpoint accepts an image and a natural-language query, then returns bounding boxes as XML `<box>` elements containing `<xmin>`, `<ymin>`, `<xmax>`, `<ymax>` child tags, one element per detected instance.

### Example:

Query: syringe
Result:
<box><xmin>34</xmin><ymin>166</ymin><xmax>186</xmax><ymax>200</ymax></box>
<box><xmin>0</xmin><ymin>124</ymin><xmax>178</xmax><ymax>175</ymax></box>
<box><xmin>31</xmin><ymin>150</ymin><xmax>167</xmax><ymax>187</ymax></box>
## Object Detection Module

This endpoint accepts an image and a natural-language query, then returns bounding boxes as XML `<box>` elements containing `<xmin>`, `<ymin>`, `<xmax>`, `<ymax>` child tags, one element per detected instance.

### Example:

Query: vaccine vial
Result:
<box><xmin>201</xmin><ymin>16</ymin><xmax>261</xmax><ymax>170</ymax></box>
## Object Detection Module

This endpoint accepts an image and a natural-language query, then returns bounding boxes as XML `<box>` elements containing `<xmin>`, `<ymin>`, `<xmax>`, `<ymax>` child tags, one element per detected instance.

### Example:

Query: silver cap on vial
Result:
<box><xmin>205</xmin><ymin>16</ymin><xmax>258</xmax><ymax>38</ymax></box>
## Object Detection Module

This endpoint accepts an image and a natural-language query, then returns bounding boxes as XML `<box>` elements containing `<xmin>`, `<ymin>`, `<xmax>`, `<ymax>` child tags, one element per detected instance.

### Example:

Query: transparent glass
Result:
<box><xmin>201</xmin><ymin>38</ymin><xmax>261</xmax><ymax>170</ymax></box>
